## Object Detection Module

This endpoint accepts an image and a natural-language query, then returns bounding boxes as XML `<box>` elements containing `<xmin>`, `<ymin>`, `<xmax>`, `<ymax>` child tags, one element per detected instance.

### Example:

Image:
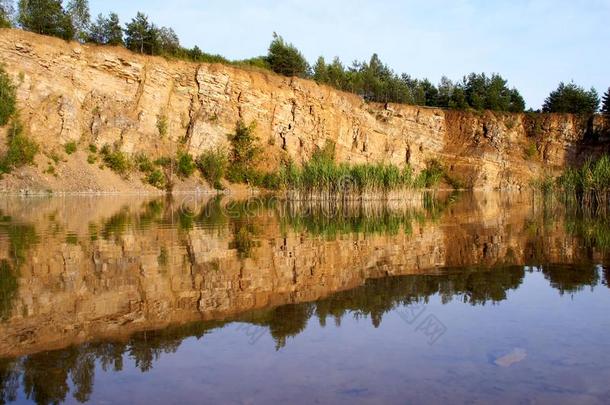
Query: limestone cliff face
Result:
<box><xmin>0</xmin><ymin>29</ymin><xmax>606</xmax><ymax>191</ymax></box>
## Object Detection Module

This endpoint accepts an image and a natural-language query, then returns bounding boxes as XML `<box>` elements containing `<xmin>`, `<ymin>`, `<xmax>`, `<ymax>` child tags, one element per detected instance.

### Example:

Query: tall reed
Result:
<box><xmin>277</xmin><ymin>146</ymin><xmax>445</xmax><ymax>200</ymax></box>
<box><xmin>556</xmin><ymin>154</ymin><xmax>610</xmax><ymax>208</ymax></box>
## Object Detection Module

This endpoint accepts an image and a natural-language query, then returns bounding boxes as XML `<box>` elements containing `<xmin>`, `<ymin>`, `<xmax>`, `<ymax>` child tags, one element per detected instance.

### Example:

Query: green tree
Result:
<box><xmin>226</xmin><ymin>120</ymin><xmax>261</xmax><ymax>184</ymax></box>
<box><xmin>437</xmin><ymin>76</ymin><xmax>454</xmax><ymax>108</ymax></box>
<box><xmin>327</xmin><ymin>57</ymin><xmax>346</xmax><ymax>89</ymax></box>
<box><xmin>0</xmin><ymin>65</ymin><xmax>16</xmax><ymax>126</ymax></box>
<box><xmin>485</xmin><ymin>74</ymin><xmax>511</xmax><ymax>110</ymax></box>
<box><xmin>0</xmin><ymin>0</ymin><xmax>14</xmax><ymax>27</ymax></box>
<box><xmin>456</xmin><ymin>72</ymin><xmax>525</xmax><ymax>112</ymax></box>
<box><xmin>508</xmin><ymin>88</ymin><xmax>526</xmax><ymax>113</ymax></box>
<box><xmin>87</xmin><ymin>13</ymin><xmax>105</xmax><ymax>43</ymax></box>
<box><xmin>124</xmin><ymin>12</ymin><xmax>152</xmax><ymax>54</ymax></box>
<box><xmin>104</xmin><ymin>12</ymin><xmax>122</xmax><ymax>45</ymax></box>
<box><xmin>155</xmin><ymin>26</ymin><xmax>180</xmax><ymax>55</ymax></box>
<box><xmin>542</xmin><ymin>82</ymin><xmax>600</xmax><ymax>114</ymax></box>
<box><xmin>462</xmin><ymin>73</ymin><xmax>488</xmax><ymax>110</ymax></box>
<box><xmin>88</xmin><ymin>12</ymin><xmax>122</xmax><ymax>45</ymax></box>
<box><xmin>312</xmin><ymin>56</ymin><xmax>328</xmax><ymax>84</ymax></box>
<box><xmin>449</xmin><ymin>87</ymin><xmax>468</xmax><ymax>109</ymax></box>
<box><xmin>602</xmin><ymin>87</ymin><xmax>610</xmax><ymax>118</ymax></box>
<box><xmin>66</xmin><ymin>0</ymin><xmax>89</xmax><ymax>41</ymax></box>
<box><xmin>17</xmin><ymin>0</ymin><xmax>74</xmax><ymax>40</ymax></box>
<box><xmin>420</xmin><ymin>78</ymin><xmax>439</xmax><ymax>106</ymax></box>
<box><xmin>267</xmin><ymin>33</ymin><xmax>310</xmax><ymax>78</ymax></box>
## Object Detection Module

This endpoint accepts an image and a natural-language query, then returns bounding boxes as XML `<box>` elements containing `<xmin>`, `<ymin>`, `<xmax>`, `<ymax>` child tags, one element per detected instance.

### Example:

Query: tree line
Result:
<box><xmin>0</xmin><ymin>0</ymin><xmax>608</xmax><ymax>115</ymax></box>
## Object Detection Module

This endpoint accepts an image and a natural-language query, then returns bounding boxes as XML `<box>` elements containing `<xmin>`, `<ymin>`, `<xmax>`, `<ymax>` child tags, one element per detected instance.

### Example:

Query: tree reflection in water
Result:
<box><xmin>1</xmin><ymin>264</ymin><xmax>608</xmax><ymax>404</ymax></box>
<box><xmin>1</xmin><ymin>193</ymin><xmax>610</xmax><ymax>404</ymax></box>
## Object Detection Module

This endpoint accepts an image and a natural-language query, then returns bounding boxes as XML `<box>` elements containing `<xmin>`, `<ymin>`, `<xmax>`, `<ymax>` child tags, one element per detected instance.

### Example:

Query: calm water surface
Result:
<box><xmin>0</xmin><ymin>192</ymin><xmax>609</xmax><ymax>404</ymax></box>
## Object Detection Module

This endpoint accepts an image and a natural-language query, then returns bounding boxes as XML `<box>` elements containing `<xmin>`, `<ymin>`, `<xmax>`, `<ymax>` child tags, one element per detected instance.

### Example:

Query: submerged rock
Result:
<box><xmin>494</xmin><ymin>348</ymin><xmax>527</xmax><ymax>367</ymax></box>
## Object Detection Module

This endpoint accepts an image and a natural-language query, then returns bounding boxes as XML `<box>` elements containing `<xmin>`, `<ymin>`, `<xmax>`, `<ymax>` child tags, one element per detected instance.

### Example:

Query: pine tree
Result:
<box><xmin>266</xmin><ymin>33</ymin><xmax>310</xmax><ymax>78</ymax></box>
<box><xmin>87</xmin><ymin>13</ymin><xmax>105</xmax><ymax>43</ymax></box>
<box><xmin>602</xmin><ymin>87</ymin><xmax>610</xmax><ymax>117</ymax></box>
<box><xmin>437</xmin><ymin>76</ymin><xmax>454</xmax><ymax>108</ymax></box>
<box><xmin>124</xmin><ymin>12</ymin><xmax>151</xmax><ymax>54</ymax></box>
<box><xmin>155</xmin><ymin>26</ymin><xmax>180</xmax><ymax>55</ymax></box>
<box><xmin>312</xmin><ymin>56</ymin><xmax>328</xmax><ymax>84</ymax></box>
<box><xmin>18</xmin><ymin>0</ymin><xmax>73</xmax><ymax>40</ymax></box>
<box><xmin>508</xmin><ymin>88</ymin><xmax>526</xmax><ymax>113</ymax></box>
<box><xmin>542</xmin><ymin>82</ymin><xmax>600</xmax><ymax>115</ymax></box>
<box><xmin>104</xmin><ymin>12</ymin><xmax>123</xmax><ymax>46</ymax></box>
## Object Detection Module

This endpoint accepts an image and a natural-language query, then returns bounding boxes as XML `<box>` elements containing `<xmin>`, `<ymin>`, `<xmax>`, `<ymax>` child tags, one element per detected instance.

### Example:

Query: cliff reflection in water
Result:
<box><xmin>0</xmin><ymin>192</ymin><xmax>609</xmax><ymax>403</ymax></box>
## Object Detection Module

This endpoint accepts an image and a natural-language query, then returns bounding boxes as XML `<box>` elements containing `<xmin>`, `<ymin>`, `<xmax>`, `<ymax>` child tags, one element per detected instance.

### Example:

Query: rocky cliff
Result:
<box><xmin>0</xmin><ymin>29</ymin><xmax>607</xmax><ymax>192</ymax></box>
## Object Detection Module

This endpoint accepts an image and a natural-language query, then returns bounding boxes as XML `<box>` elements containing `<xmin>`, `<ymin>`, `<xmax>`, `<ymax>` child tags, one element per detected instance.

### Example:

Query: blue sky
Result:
<box><xmin>89</xmin><ymin>0</ymin><xmax>609</xmax><ymax>109</ymax></box>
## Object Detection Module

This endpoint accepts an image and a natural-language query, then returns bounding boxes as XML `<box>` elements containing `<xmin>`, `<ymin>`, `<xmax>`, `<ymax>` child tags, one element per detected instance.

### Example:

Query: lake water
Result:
<box><xmin>0</xmin><ymin>192</ymin><xmax>609</xmax><ymax>404</ymax></box>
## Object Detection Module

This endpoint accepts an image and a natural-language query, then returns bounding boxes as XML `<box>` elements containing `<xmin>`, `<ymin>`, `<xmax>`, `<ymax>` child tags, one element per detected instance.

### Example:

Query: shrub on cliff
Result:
<box><xmin>17</xmin><ymin>0</ymin><xmax>74</xmax><ymax>40</ymax></box>
<box><xmin>0</xmin><ymin>65</ymin><xmax>16</xmax><ymax>126</ymax></box>
<box><xmin>0</xmin><ymin>118</ymin><xmax>39</xmax><ymax>173</ymax></box>
<box><xmin>100</xmin><ymin>144</ymin><xmax>131</xmax><ymax>177</ymax></box>
<box><xmin>176</xmin><ymin>151</ymin><xmax>195</xmax><ymax>178</ymax></box>
<box><xmin>542</xmin><ymin>82</ymin><xmax>600</xmax><ymax>115</ymax></box>
<box><xmin>196</xmin><ymin>148</ymin><xmax>228</xmax><ymax>190</ymax></box>
<box><xmin>226</xmin><ymin>120</ymin><xmax>262</xmax><ymax>184</ymax></box>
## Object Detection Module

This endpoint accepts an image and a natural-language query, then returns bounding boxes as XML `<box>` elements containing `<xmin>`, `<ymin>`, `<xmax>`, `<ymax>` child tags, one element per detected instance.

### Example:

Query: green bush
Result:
<box><xmin>525</xmin><ymin>142</ymin><xmax>537</xmax><ymax>159</ymax></box>
<box><xmin>0</xmin><ymin>65</ymin><xmax>17</xmax><ymax>126</ymax></box>
<box><xmin>227</xmin><ymin>165</ymin><xmax>263</xmax><ymax>185</ymax></box>
<box><xmin>64</xmin><ymin>141</ymin><xmax>77</xmax><ymax>155</ymax></box>
<box><xmin>262</xmin><ymin>172</ymin><xmax>281</xmax><ymax>190</ymax></box>
<box><xmin>134</xmin><ymin>152</ymin><xmax>154</xmax><ymax>173</ymax></box>
<box><xmin>226</xmin><ymin>120</ymin><xmax>262</xmax><ymax>185</ymax></box>
<box><xmin>0</xmin><ymin>119</ymin><xmax>38</xmax><ymax>173</ymax></box>
<box><xmin>414</xmin><ymin>160</ymin><xmax>445</xmax><ymax>188</ymax></box>
<box><xmin>197</xmin><ymin>148</ymin><xmax>228</xmax><ymax>190</ymax></box>
<box><xmin>146</xmin><ymin>169</ymin><xmax>165</xmax><ymax>189</ymax></box>
<box><xmin>177</xmin><ymin>152</ymin><xmax>195</xmax><ymax>178</ymax></box>
<box><xmin>100</xmin><ymin>144</ymin><xmax>131</xmax><ymax>176</ymax></box>
<box><xmin>154</xmin><ymin>156</ymin><xmax>172</xmax><ymax>167</ymax></box>
<box><xmin>87</xmin><ymin>154</ymin><xmax>96</xmax><ymax>164</ymax></box>
<box><xmin>157</xmin><ymin>114</ymin><xmax>168</xmax><ymax>137</ymax></box>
